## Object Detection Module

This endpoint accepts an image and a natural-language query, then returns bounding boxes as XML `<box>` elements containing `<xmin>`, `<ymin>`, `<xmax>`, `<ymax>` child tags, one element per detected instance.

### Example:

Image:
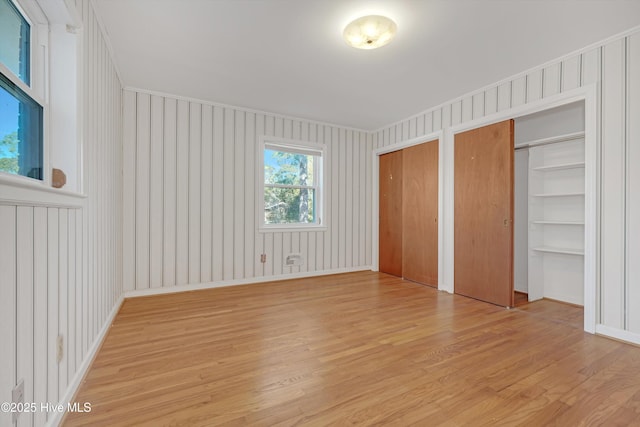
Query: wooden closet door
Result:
<box><xmin>403</xmin><ymin>140</ymin><xmax>438</xmax><ymax>286</ymax></box>
<box><xmin>379</xmin><ymin>150</ymin><xmax>403</xmax><ymax>277</ymax></box>
<box><xmin>454</xmin><ymin>120</ymin><xmax>514</xmax><ymax>307</ymax></box>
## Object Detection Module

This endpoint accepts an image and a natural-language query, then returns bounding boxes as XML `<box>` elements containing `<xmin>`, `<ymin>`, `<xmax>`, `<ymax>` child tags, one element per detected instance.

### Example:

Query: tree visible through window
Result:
<box><xmin>263</xmin><ymin>141</ymin><xmax>323</xmax><ymax>227</ymax></box>
<box><xmin>0</xmin><ymin>0</ymin><xmax>43</xmax><ymax>180</ymax></box>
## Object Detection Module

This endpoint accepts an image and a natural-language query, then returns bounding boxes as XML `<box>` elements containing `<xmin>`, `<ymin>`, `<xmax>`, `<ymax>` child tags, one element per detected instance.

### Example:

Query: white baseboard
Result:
<box><xmin>47</xmin><ymin>294</ymin><xmax>125</xmax><ymax>427</ymax></box>
<box><xmin>595</xmin><ymin>324</ymin><xmax>640</xmax><ymax>346</ymax></box>
<box><xmin>125</xmin><ymin>266</ymin><xmax>373</xmax><ymax>298</ymax></box>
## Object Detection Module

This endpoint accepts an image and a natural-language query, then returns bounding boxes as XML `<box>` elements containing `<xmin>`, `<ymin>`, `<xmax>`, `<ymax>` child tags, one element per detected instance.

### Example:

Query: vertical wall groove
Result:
<box><xmin>623</xmin><ymin>36</ymin><xmax>630</xmax><ymax>329</ymax></box>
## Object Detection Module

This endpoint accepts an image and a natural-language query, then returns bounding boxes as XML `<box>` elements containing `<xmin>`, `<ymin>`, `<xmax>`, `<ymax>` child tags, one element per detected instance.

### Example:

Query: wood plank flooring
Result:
<box><xmin>63</xmin><ymin>271</ymin><xmax>640</xmax><ymax>426</ymax></box>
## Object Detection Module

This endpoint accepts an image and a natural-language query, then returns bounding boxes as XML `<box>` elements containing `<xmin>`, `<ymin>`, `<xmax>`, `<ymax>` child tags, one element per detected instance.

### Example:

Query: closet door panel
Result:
<box><xmin>403</xmin><ymin>140</ymin><xmax>438</xmax><ymax>286</ymax></box>
<box><xmin>454</xmin><ymin>120</ymin><xmax>514</xmax><ymax>307</ymax></box>
<box><xmin>379</xmin><ymin>151</ymin><xmax>403</xmax><ymax>277</ymax></box>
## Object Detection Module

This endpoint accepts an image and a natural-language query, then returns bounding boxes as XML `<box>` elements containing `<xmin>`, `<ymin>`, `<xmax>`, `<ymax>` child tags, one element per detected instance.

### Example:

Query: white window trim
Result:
<box><xmin>0</xmin><ymin>0</ymin><xmax>85</xmax><ymax>202</ymax></box>
<box><xmin>0</xmin><ymin>0</ymin><xmax>47</xmax><ymax>187</ymax></box>
<box><xmin>257</xmin><ymin>136</ymin><xmax>328</xmax><ymax>233</ymax></box>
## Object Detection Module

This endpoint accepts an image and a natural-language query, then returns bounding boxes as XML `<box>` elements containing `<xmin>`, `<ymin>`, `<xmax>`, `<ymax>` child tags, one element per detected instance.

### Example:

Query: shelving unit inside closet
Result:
<box><xmin>514</xmin><ymin>102</ymin><xmax>585</xmax><ymax>306</ymax></box>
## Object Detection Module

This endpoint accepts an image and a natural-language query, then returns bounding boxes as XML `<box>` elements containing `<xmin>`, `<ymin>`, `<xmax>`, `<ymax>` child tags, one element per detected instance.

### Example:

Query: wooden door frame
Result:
<box><xmin>371</xmin><ymin>131</ymin><xmax>444</xmax><ymax>289</ymax></box>
<box><xmin>444</xmin><ymin>85</ymin><xmax>598</xmax><ymax>333</ymax></box>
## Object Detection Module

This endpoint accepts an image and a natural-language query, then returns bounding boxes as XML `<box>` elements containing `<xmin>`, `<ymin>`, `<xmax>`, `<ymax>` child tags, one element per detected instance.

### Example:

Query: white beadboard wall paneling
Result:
<box><xmin>123</xmin><ymin>89</ymin><xmax>372</xmax><ymax>291</ymax></box>
<box><xmin>512</xmin><ymin>76</ymin><xmax>527</xmax><ymax>107</ymax></box>
<box><xmin>122</xmin><ymin>90</ymin><xmax>137</xmax><ymax>292</ymax></box>
<box><xmin>33</xmin><ymin>207</ymin><xmax>47</xmax><ymax>427</ymax></box>
<box><xmin>0</xmin><ymin>206</ymin><xmax>16</xmax><ymax>427</ymax></box>
<box><xmin>163</xmin><ymin>97</ymin><xmax>178</xmax><ymax>287</ymax></box>
<box><xmin>241</xmin><ymin>112</ymin><xmax>255</xmax><ymax>277</ymax></box>
<box><xmin>371</xmin><ymin>27</ymin><xmax>640</xmax><ymax>341</ymax></box>
<box><xmin>462</xmin><ymin>96</ymin><xmax>473</xmax><ymax>123</ymax></box>
<box><xmin>628</xmin><ymin>32</ymin><xmax>640</xmax><ymax>333</ymax></box>
<box><xmin>355</xmin><ymin>132</ymin><xmax>363</xmax><ymax>266</ymax></box>
<box><xmin>601</xmin><ymin>39</ymin><xmax>626</xmax><ymax>329</ymax></box>
<box><xmin>16</xmin><ymin>206</ymin><xmax>34</xmax><ymax>427</ymax></box>
<box><xmin>47</xmin><ymin>208</ymin><xmax>60</xmax><ymax>408</ymax></box>
<box><xmin>543</xmin><ymin>63</ymin><xmax>562</xmax><ymax>98</ymax></box>
<box><xmin>59</xmin><ymin>208</ymin><xmax>69</xmax><ymax>399</ymax></box>
<box><xmin>341</xmin><ymin>130</ymin><xmax>350</xmax><ymax>269</ymax></box>
<box><xmin>472</xmin><ymin>92</ymin><xmax>484</xmax><ymax>120</ymax></box>
<box><xmin>433</xmin><ymin>109</ymin><xmax>442</xmax><ymax>132</ymax></box>
<box><xmin>68</xmin><ymin>209</ymin><xmax>76</xmax><ymax>379</ymax></box>
<box><xmin>442</xmin><ymin>104</ymin><xmax>452</xmax><ymax>130</ymax></box>
<box><xmin>150</xmin><ymin>95</ymin><xmax>165</xmax><ymax>289</ymax></box>
<box><xmin>498</xmin><ymin>81</ymin><xmax>512</xmax><ymax>111</ymax></box>
<box><xmin>330</xmin><ymin>128</ymin><xmax>340</xmax><ymax>269</ymax></box>
<box><xmin>200</xmin><ymin>104</ymin><xmax>213</xmax><ymax>283</ymax></box>
<box><xmin>365</xmin><ymin>133</ymin><xmax>373</xmax><ymax>266</ymax></box>
<box><xmin>485</xmin><ymin>86</ymin><xmax>498</xmax><ymax>117</ymax></box>
<box><xmin>254</xmin><ymin>113</ymin><xmax>265</xmax><ymax>277</ymax></box>
<box><xmin>452</xmin><ymin>100</ymin><xmax>462</xmax><ymax>126</ymax></box>
<box><xmin>212</xmin><ymin>106</ymin><xmax>225</xmax><ymax>281</ymax></box>
<box><xmin>527</xmin><ymin>70</ymin><xmax>543</xmax><ymax>103</ymax></box>
<box><xmin>416</xmin><ymin>114</ymin><xmax>425</xmax><ymax>137</ymax></box>
<box><xmin>563</xmin><ymin>55</ymin><xmax>581</xmax><ymax>92</ymax></box>
<box><xmin>321</xmin><ymin>125</ymin><xmax>331</xmax><ymax>270</ymax></box>
<box><xmin>176</xmin><ymin>100</ymin><xmax>190</xmax><ymax>286</ymax></box>
<box><xmin>189</xmin><ymin>102</ymin><xmax>203</xmax><ymax>284</ymax></box>
<box><xmin>233</xmin><ymin>110</ymin><xmax>245</xmax><ymax>278</ymax></box>
<box><xmin>222</xmin><ymin>107</ymin><xmax>235</xmax><ymax>280</ymax></box>
<box><xmin>135</xmin><ymin>92</ymin><xmax>151</xmax><ymax>291</ymax></box>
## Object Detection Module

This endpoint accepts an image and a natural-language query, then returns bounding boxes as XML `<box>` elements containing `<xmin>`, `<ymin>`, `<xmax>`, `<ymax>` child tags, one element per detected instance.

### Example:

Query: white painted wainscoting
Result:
<box><xmin>122</xmin><ymin>90</ymin><xmax>373</xmax><ymax>292</ymax></box>
<box><xmin>372</xmin><ymin>28</ymin><xmax>640</xmax><ymax>341</ymax></box>
<box><xmin>0</xmin><ymin>1</ymin><xmax>123</xmax><ymax>426</ymax></box>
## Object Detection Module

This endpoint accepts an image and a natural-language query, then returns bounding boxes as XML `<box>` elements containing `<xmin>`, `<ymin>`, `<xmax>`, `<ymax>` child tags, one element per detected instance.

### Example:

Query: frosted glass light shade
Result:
<box><xmin>343</xmin><ymin>15</ymin><xmax>397</xmax><ymax>50</ymax></box>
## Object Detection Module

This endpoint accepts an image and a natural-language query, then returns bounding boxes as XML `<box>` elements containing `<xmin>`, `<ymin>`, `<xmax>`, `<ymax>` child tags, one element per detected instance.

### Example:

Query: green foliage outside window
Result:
<box><xmin>0</xmin><ymin>131</ymin><xmax>19</xmax><ymax>174</ymax></box>
<box><xmin>264</xmin><ymin>150</ymin><xmax>316</xmax><ymax>224</ymax></box>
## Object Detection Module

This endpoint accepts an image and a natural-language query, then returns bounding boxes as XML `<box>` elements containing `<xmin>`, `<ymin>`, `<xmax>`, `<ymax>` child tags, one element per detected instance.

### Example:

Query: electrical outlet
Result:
<box><xmin>285</xmin><ymin>253</ymin><xmax>304</xmax><ymax>266</ymax></box>
<box><xmin>57</xmin><ymin>334</ymin><xmax>64</xmax><ymax>363</ymax></box>
<box><xmin>12</xmin><ymin>379</ymin><xmax>24</xmax><ymax>423</ymax></box>
<box><xmin>260</xmin><ymin>254</ymin><xmax>266</xmax><ymax>263</ymax></box>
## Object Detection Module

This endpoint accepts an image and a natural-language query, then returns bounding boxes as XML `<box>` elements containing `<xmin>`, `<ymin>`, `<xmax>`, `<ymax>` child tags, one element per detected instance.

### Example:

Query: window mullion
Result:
<box><xmin>265</xmin><ymin>183</ymin><xmax>315</xmax><ymax>190</ymax></box>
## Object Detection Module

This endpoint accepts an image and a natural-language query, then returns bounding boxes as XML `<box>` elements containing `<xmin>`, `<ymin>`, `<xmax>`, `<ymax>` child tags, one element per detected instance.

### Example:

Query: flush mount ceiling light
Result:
<box><xmin>343</xmin><ymin>15</ymin><xmax>397</xmax><ymax>50</ymax></box>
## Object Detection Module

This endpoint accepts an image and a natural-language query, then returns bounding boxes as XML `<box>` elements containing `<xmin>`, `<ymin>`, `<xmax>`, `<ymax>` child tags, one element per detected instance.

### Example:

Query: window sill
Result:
<box><xmin>259</xmin><ymin>225</ymin><xmax>328</xmax><ymax>233</ymax></box>
<box><xmin>0</xmin><ymin>173</ymin><xmax>86</xmax><ymax>208</ymax></box>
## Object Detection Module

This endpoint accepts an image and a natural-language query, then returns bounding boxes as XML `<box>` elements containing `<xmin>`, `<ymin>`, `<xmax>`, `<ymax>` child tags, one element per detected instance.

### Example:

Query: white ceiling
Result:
<box><xmin>93</xmin><ymin>0</ymin><xmax>640</xmax><ymax>130</ymax></box>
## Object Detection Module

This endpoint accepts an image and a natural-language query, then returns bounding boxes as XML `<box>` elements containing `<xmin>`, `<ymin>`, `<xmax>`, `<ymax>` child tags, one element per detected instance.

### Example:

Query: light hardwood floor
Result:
<box><xmin>63</xmin><ymin>271</ymin><xmax>640</xmax><ymax>426</ymax></box>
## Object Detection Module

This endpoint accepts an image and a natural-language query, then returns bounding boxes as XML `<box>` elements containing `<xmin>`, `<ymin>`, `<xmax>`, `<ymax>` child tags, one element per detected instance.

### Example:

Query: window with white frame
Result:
<box><xmin>261</xmin><ymin>138</ymin><xmax>325</xmax><ymax>229</ymax></box>
<box><xmin>0</xmin><ymin>0</ymin><xmax>44</xmax><ymax>180</ymax></box>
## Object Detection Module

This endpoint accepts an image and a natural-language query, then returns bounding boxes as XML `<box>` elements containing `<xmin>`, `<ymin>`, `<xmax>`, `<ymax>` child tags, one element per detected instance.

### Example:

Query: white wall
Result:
<box><xmin>373</xmin><ymin>28</ymin><xmax>640</xmax><ymax>338</ymax></box>
<box><xmin>122</xmin><ymin>90</ymin><xmax>372</xmax><ymax>291</ymax></box>
<box><xmin>0</xmin><ymin>1</ymin><xmax>122</xmax><ymax>426</ymax></box>
<box><xmin>514</xmin><ymin>102</ymin><xmax>585</xmax><ymax>144</ymax></box>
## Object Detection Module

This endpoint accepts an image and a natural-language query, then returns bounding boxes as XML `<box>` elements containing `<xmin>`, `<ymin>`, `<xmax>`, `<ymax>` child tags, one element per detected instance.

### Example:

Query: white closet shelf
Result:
<box><xmin>515</xmin><ymin>131</ymin><xmax>585</xmax><ymax>149</ymax></box>
<box><xmin>531</xmin><ymin>220</ymin><xmax>584</xmax><ymax>225</ymax></box>
<box><xmin>531</xmin><ymin>192</ymin><xmax>585</xmax><ymax>197</ymax></box>
<box><xmin>532</xmin><ymin>162</ymin><xmax>585</xmax><ymax>172</ymax></box>
<box><xmin>531</xmin><ymin>246</ymin><xmax>584</xmax><ymax>256</ymax></box>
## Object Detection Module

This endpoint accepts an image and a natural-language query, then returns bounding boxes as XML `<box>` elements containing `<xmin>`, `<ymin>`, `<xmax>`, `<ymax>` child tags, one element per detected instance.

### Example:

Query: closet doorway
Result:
<box><xmin>452</xmin><ymin>101</ymin><xmax>587</xmax><ymax>311</ymax></box>
<box><xmin>379</xmin><ymin>139</ymin><xmax>439</xmax><ymax>287</ymax></box>
<box><xmin>514</xmin><ymin>101</ymin><xmax>586</xmax><ymax>306</ymax></box>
